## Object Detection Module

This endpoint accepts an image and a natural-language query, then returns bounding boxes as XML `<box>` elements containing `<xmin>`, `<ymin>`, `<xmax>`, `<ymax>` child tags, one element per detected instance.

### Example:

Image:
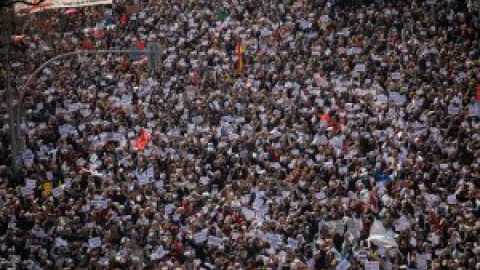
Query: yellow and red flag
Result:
<box><xmin>236</xmin><ymin>42</ymin><xmax>244</xmax><ymax>74</ymax></box>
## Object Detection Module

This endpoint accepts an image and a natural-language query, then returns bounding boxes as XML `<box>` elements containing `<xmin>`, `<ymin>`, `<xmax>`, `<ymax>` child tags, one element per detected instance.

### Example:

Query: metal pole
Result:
<box><xmin>2</xmin><ymin>8</ymin><xmax>22</xmax><ymax>174</ymax></box>
<box><xmin>5</xmin><ymin>38</ymin><xmax>21</xmax><ymax>173</ymax></box>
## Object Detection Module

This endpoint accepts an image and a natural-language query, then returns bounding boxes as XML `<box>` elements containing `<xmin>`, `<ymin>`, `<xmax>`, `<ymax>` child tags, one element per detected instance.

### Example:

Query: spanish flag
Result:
<box><xmin>236</xmin><ymin>42</ymin><xmax>244</xmax><ymax>74</ymax></box>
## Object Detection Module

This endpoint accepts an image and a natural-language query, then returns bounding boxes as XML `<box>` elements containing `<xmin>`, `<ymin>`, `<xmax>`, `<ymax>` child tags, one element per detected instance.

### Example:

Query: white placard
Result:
<box><xmin>193</xmin><ymin>231</ymin><xmax>207</xmax><ymax>243</ymax></box>
<box><xmin>331</xmin><ymin>136</ymin><xmax>344</xmax><ymax>149</ymax></box>
<box><xmin>207</xmin><ymin>236</ymin><xmax>223</xmax><ymax>247</ymax></box>
<box><xmin>320</xmin><ymin>15</ymin><xmax>330</xmax><ymax>23</ymax></box>
<box><xmin>242</xmin><ymin>208</ymin><xmax>255</xmax><ymax>221</ymax></box>
<box><xmin>155</xmin><ymin>180</ymin><xmax>164</xmax><ymax>189</ymax></box>
<box><xmin>391</xmin><ymin>72</ymin><xmax>402</xmax><ymax>80</ymax></box>
<box><xmin>416</xmin><ymin>254</ymin><xmax>429</xmax><ymax>269</ymax></box>
<box><xmin>365</xmin><ymin>261</ymin><xmax>380</xmax><ymax>270</ymax></box>
<box><xmin>64</xmin><ymin>178</ymin><xmax>72</xmax><ymax>188</ymax></box>
<box><xmin>469</xmin><ymin>103</ymin><xmax>479</xmax><ymax>116</ymax></box>
<box><xmin>314</xmin><ymin>135</ymin><xmax>328</xmax><ymax>146</ymax></box>
<box><xmin>23</xmin><ymin>150</ymin><xmax>34</xmax><ymax>164</ymax></box>
<box><xmin>151</xmin><ymin>246</ymin><xmax>168</xmax><ymax>260</ymax></box>
<box><xmin>165</xmin><ymin>204</ymin><xmax>175</xmax><ymax>214</ymax></box>
<box><xmin>448</xmin><ymin>105</ymin><xmax>461</xmax><ymax>115</ymax></box>
<box><xmin>376</xmin><ymin>94</ymin><xmax>388</xmax><ymax>104</ymax></box>
<box><xmin>355</xmin><ymin>64</ymin><xmax>366</xmax><ymax>72</ymax></box>
<box><xmin>447</xmin><ymin>194</ymin><xmax>457</xmax><ymax>204</ymax></box>
<box><xmin>137</xmin><ymin>174</ymin><xmax>150</xmax><ymax>186</ymax></box>
<box><xmin>347</xmin><ymin>219</ymin><xmax>361</xmax><ymax>237</ymax></box>
<box><xmin>287</xmin><ymin>238</ymin><xmax>299</xmax><ymax>249</ymax></box>
<box><xmin>55</xmin><ymin>237</ymin><xmax>68</xmax><ymax>247</ymax></box>
<box><xmin>94</xmin><ymin>199</ymin><xmax>108</xmax><ymax>210</ymax></box>
<box><xmin>336</xmin><ymin>259</ymin><xmax>351</xmax><ymax>270</ymax></box>
<box><xmin>252</xmin><ymin>199</ymin><xmax>264</xmax><ymax>210</ymax></box>
<box><xmin>88</xmin><ymin>237</ymin><xmax>102</xmax><ymax>248</ymax></box>
<box><xmin>52</xmin><ymin>187</ymin><xmax>64</xmax><ymax>198</ymax></box>
<box><xmin>146</xmin><ymin>167</ymin><xmax>154</xmax><ymax>178</ymax></box>
<box><xmin>316</xmin><ymin>191</ymin><xmax>326</xmax><ymax>200</ymax></box>
<box><xmin>21</xmin><ymin>187</ymin><xmax>34</xmax><ymax>196</ymax></box>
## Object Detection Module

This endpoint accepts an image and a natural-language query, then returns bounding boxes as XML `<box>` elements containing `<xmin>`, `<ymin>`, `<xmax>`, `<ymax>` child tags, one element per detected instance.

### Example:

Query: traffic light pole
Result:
<box><xmin>1</xmin><ymin>7</ymin><xmax>23</xmax><ymax>175</ymax></box>
<box><xmin>4</xmin><ymin>30</ymin><xmax>23</xmax><ymax>174</ymax></box>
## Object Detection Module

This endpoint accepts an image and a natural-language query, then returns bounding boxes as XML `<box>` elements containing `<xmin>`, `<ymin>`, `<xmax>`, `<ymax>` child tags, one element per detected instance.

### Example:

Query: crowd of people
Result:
<box><xmin>1</xmin><ymin>0</ymin><xmax>480</xmax><ymax>269</ymax></box>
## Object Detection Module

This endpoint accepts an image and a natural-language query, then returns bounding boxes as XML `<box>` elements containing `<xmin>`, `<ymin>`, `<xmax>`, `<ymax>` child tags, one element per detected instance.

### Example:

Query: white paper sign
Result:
<box><xmin>389</xmin><ymin>92</ymin><xmax>406</xmax><ymax>105</ymax></box>
<box><xmin>21</xmin><ymin>187</ymin><xmax>34</xmax><ymax>196</ymax></box>
<box><xmin>165</xmin><ymin>204</ymin><xmax>175</xmax><ymax>215</ymax></box>
<box><xmin>137</xmin><ymin>174</ymin><xmax>150</xmax><ymax>186</ymax></box>
<box><xmin>55</xmin><ymin>237</ymin><xmax>68</xmax><ymax>247</ymax></box>
<box><xmin>416</xmin><ymin>254</ymin><xmax>429</xmax><ymax>269</ymax></box>
<box><xmin>242</xmin><ymin>208</ymin><xmax>256</xmax><ymax>221</ymax></box>
<box><xmin>287</xmin><ymin>238</ymin><xmax>299</xmax><ymax>249</ymax></box>
<box><xmin>336</xmin><ymin>259</ymin><xmax>351</xmax><ymax>270</ymax></box>
<box><xmin>52</xmin><ymin>187</ymin><xmax>64</xmax><ymax>198</ymax></box>
<box><xmin>94</xmin><ymin>199</ymin><xmax>108</xmax><ymax>210</ymax></box>
<box><xmin>151</xmin><ymin>246</ymin><xmax>168</xmax><ymax>260</ymax></box>
<box><xmin>23</xmin><ymin>150</ymin><xmax>34</xmax><ymax>164</ymax></box>
<box><xmin>316</xmin><ymin>191</ymin><xmax>326</xmax><ymax>200</ymax></box>
<box><xmin>448</xmin><ymin>105</ymin><xmax>461</xmax><ymax>115</ymax></box>
<box><xmin>469</xmin><ymin>103</ymin><xmax>479</xmax><ymax>116</ymax></box>
<box><xmin>391</xmin><ymin>72</ymin><xmax>402</xmax><ymax>80</ymax></box>
<box><xmin>155</xmin><ymin>180</ymin><xmax>164</xmax><ymax>189</ymax></box>
<box><xmin>355</xmin><ymin>64</ymin><xmax>366</xmax><ymax>72</ymax></box>
<box><xmin>193</xmin><ymin>231</ymin><xmax>207</xmax><ymax>243</ymax></box>
<box><xmin>88</xmin><ymin>237</ymin><xmax>102</xmax><ymax>248</ymax></box>
<box><xmin>365</xmin><ymin>261</ymin><xmax>380</xmax><ymax>270</ymax></box>
<box><xmin>207</xmin><ymin>236</ymin><xmax>223</xmax><ymax>247</ymax></box>
<box><xmin>447</xmin><ymin>194</ymin><xmax>457</xmax><ymax>204</ymax></box>
<box><xmin>331</xmin><ymin>136</ymin><xmax>344</xmax><ymax>149</ymax></box>
<box><xmin>144</xmin><ymin>166</ymin><xmax>154</xmax><ymax>177</ymax></box>
<box><xmin>376</xmin><ymin>95</ymin><xmax>388</xmax><ymax>104</ymax></box>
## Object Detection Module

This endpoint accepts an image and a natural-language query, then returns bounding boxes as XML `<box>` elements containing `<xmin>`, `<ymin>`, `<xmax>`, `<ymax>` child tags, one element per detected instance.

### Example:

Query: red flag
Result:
<box><xmin>121</xmin><ymin>13</ymin><xmax>128</xmax><ymax>25</ymax></box>
<box><xmin>476</xmin><ymin>84</ymin><xmax>480</xmax><ymax>102</ymax></box>
<box><xmin>134</xmin><ymin>129</ymin><xmax>151</xmax><ymax>150</ymax></box>
<box><xmin>137</xmin><ymin>41</ymin><xmax>145</xmax><ymax>50</ymax></box>
<box><xmin>320</xmin><ymin>113</ymin><xmax>330</xmax><ymax>121</ymax></box>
